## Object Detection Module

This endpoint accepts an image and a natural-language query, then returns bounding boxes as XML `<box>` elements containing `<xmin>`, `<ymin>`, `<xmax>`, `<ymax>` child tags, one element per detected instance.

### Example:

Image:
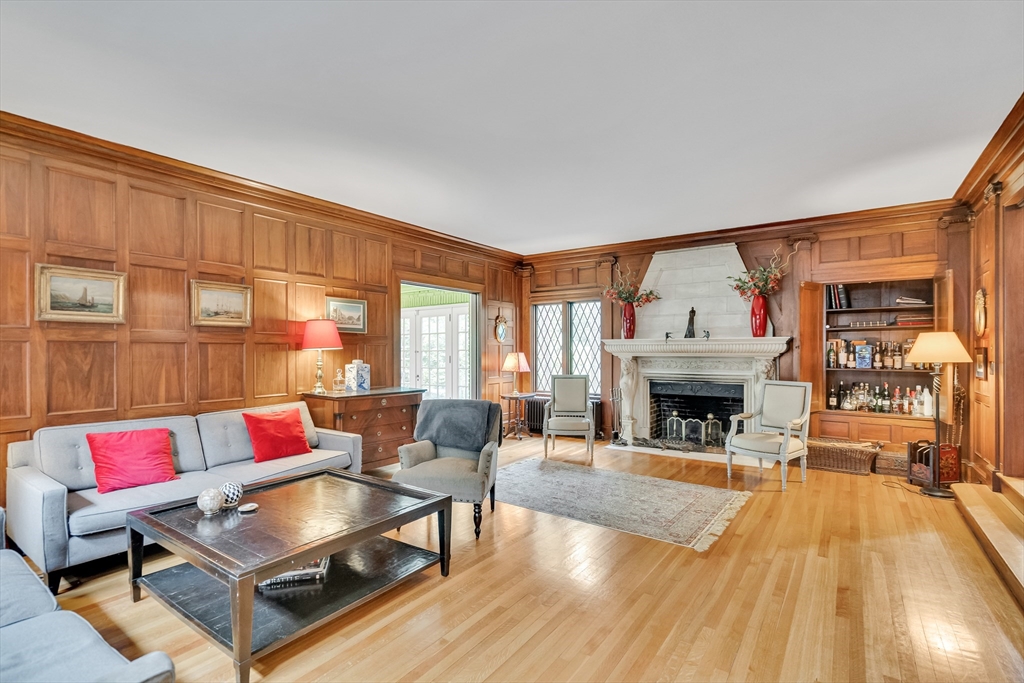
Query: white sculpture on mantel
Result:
<box><xmin>603</xmin><ymin>337</ymin><xmax>790</xmax><ymax>445</ymax></box>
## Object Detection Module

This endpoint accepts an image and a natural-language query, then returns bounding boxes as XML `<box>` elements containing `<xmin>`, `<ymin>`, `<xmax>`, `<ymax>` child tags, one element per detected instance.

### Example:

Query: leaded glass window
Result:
<box><xmin>533</xmin><ymin>301</ymin><xmax>600</xmax><ymax>395</ymax></box>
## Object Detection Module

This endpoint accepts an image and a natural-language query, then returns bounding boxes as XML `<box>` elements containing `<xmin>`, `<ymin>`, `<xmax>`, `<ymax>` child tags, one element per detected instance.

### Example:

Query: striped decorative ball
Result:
<box><xmin>220</xmin><ymin>481</ymin><xmax>244</xmax><ymax>508</ymax></box>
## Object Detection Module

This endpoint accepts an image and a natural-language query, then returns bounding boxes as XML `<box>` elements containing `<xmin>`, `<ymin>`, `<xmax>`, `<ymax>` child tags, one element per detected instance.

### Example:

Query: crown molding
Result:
<box><xmin>0</xmin><ymin>111</ymin><xmax>523</xmax><ymax>265</ymax></box>
<box><xmin>955</xmin><ymin>93</ymin><xmax>1024</xmax><ymax>207</ymax></box>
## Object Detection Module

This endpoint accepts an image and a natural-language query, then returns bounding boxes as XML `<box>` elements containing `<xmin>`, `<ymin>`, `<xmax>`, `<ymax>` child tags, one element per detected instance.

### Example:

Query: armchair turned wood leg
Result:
<box><xmin>726</xmin><ymin>450</ymin><xmax>732</xmax><ymax>479</ymax></box>
<box><xmin>490</xmin><ymin>484</ymin><xmax>495</xmax><ymax>512</ymax></box>
<box><xmin>473</xmin><ymin>503</ymin><xmax>482</xmax><ymax>539</ymax></box>
<box><xmin>758</xmin><ymin>458</ymin><xmax>763</xmax><ymax>475</ymax></box>
<box><xmin>544</xmin><ymin>433</ymin><xmax>548</xmax><ymax>458</ymax></box>
<box><xmin>781</xmin><ymin>460</ymin><xmax>788</xmax><ymax>492</ymax></box>
<box><xmin>801</xmin><ymin>455</ymin><xmax>807</xmax><ymax>483</ymax></box>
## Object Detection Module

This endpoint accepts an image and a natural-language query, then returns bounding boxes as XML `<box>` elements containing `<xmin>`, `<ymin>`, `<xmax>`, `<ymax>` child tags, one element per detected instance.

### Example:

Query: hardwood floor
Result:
<box><xmin>55</xmin><ymin>438</ymin><xmax>1023</xmax><ymax>682</ymax></box>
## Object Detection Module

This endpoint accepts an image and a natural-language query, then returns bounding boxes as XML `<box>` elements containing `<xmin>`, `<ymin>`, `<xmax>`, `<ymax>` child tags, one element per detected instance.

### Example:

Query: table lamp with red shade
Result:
<box><xmin>302</xmin><ymin>319</ymin><xmax>343</xmax><ymax>395</ymax></box>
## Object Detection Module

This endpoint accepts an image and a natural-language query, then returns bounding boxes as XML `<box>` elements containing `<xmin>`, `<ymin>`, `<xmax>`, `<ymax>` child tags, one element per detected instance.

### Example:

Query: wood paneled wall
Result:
<box><xmin>0</xmin><ymin>114</ymin><xmax>520</xmax><ymax>503</ymax></box>
<box><xmin>521</xmin><ymin>201</ymin><xmax>959</xmax><ymax>441</ymax></box>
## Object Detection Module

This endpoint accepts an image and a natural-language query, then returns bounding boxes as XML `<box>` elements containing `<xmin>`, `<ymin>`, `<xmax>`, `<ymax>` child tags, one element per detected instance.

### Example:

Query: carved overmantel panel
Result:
<box><xmin>602</xmin><ymin>337</ymin><xmax>791</xmax><ymax>442</ymax></box>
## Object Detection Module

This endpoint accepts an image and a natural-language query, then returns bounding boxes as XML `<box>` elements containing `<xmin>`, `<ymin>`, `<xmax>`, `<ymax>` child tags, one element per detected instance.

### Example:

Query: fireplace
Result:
<box><xmin>648</xmin><ymin>380</ymin><xmax>745</xmax><ymax>444</ymax></box>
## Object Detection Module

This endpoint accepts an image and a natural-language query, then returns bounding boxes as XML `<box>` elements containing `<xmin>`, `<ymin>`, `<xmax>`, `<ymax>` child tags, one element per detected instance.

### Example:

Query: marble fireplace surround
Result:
<box><xmin>602</xmin><ymin>338</ymin><xmax>791</xmax><ymax>443</ymax></box>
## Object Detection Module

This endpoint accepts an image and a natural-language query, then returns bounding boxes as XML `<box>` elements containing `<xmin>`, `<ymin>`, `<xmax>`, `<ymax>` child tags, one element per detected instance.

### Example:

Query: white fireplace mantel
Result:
<box><xmin>603</xmin><ymin>336</ymin><xmax>791</xmax><ymax>443</ymax></box>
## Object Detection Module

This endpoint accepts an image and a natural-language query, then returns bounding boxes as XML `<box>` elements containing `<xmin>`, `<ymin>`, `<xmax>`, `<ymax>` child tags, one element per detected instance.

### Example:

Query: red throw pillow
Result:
<box><xmin>86</xmin><ymin>428</ymin><xmax>179</xmax><ymax>494</ymax></box>
<box><xmin>243</xmin><ymin>408</ymin><xmax>312</xmax><ymax>463</ymax></box>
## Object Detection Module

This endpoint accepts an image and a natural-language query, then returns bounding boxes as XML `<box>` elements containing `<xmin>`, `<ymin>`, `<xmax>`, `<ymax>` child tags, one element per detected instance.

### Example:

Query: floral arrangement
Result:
<box><xmin>727</xmin><ymin>243</ymin><xmax>800</xmax><ymax>301</ymax></box>
<box><xmin>604</xmin><ymin>268</ymin><xmax>660</xmax><ymax>307</ymax></box>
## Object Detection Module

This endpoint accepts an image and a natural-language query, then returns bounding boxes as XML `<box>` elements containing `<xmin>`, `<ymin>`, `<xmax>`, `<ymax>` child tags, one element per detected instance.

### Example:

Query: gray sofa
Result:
<box><xmin>0</xmin><ymin>507</ymin><xmax>175</xmax><ymax>683</ymax></box>
<box><xmin>5</xmin><ymin>401</ymin><xmax>361</xmax><ymax>592</ymax></box>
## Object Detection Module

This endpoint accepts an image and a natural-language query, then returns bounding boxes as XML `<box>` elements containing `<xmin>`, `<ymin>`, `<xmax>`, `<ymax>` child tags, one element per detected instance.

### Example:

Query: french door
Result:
<box><xmin>400</xmin><ymin>304</ymin><xmax>471</xmax><ymax>399</ymax></box>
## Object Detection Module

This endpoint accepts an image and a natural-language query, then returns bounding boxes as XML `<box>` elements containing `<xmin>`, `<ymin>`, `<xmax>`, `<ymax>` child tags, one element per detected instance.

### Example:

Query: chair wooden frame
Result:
<box><xmin>725</xmin><ymin>380</ymin><xmax>812</xmax><ymax>491</ymax></box>
<box><xmin>542</xmin><ymin>375</ymin><xmax>595</xmax><ymax>465</ymax></box>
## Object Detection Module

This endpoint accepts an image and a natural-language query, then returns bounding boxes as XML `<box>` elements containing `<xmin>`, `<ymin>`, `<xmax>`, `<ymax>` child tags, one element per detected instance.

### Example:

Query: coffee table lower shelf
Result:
<box><xmin>137</xmin><ymin>535</ymin><xmax>439</xmax><ymax>656</ymax></box>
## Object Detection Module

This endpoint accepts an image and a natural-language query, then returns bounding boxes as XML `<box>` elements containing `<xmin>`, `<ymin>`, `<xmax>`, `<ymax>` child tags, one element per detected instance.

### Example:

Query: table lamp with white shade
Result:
<box><xmin>904</xmin><ymin>331</ymin><xmax>972</xmax><ymax>498</ymax></box>
<box><xmin>501</xmin><ymin>352</ymin><xmax>530</xmax><ymax>397</ymax></box>
<box><xmin>302</xmin><ymin>319</ymin><xmax>343</xmax><ymax>395</ymax></box>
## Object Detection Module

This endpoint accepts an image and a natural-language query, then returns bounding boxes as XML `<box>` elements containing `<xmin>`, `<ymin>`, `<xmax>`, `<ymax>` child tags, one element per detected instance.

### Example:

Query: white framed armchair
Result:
<box><xmin>725</xmin><ymin>380</ymin><xmax>812</xmax><ymax>491</ymax></box>
<box><xmin>543</xmin><ymin>375</ymin><xmax>595</xmax><ymax>465</ymax></box>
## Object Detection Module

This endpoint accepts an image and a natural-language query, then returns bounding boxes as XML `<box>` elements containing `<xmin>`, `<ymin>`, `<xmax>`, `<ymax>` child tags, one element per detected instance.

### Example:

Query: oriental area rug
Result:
<box><xmin>496</xmin><ymin>459</ymin><xmax>752</xmax><ymax>552</ymax></box>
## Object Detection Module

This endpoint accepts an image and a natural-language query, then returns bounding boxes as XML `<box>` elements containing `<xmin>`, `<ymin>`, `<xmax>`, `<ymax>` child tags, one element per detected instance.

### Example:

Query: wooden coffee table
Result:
<box><xmin>127</xmin><ymin>469</ymin><xmax>452</xmax><ymax>683</ymax></box>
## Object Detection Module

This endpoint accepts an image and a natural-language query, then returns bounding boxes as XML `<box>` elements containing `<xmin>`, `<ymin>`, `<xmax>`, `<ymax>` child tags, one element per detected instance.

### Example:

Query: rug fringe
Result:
<box><xmin>690</xmin><ymin>491</ymin><xmax>753</xmax><ymax>552</ymax></box>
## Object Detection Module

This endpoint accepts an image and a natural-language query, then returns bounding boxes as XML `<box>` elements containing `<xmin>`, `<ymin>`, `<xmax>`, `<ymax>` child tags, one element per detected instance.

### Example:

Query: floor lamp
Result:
<box><xmin>904</xmin><ymin>331</ymin><xmax>971</xmax><ymax>499</ymax></box>
<box><xmin>302</xmin><ymin>319</ymin><xmax>343</xmax><ymax>395</ymax></box>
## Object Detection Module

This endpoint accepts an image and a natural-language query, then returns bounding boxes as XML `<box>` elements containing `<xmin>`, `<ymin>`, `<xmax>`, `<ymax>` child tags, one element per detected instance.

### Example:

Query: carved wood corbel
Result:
<box><xmin>984</xmin><ymin>181</ymin><xmax>1003</xmax><ymax>203</ymax></box>
<box><xmin>785</xmin><ymin>233</ymin><xmax>818</xmax><ymax>246</ymax></box>
<box><xmin>513</xmin><ymin>264</ymin><xmax>534</xmax><ymax>277</ymax></box>
<box><xmin>937</xmin><ymin>211</ymin><xmax>976</xmax><ymax>229</ymax></box>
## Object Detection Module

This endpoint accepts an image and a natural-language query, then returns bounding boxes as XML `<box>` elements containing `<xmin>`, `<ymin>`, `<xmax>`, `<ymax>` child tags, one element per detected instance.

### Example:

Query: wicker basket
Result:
<box><xmin>806</xmin><ymin>438</ymin><xmax>882</xmax><ymax>476</ymax></box>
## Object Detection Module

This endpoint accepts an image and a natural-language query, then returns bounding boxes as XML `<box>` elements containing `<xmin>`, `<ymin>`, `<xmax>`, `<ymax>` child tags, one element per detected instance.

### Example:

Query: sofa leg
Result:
<box><xmin>473</xmin><ymin>503</ymin><xmax>482</xmax><ymax>539</ymax></box>
<box><xmin>45</xmin><ymin>571</ymin><xmax>62</xmax><ymax>595</ymax></box>
<box><xmin>489</xmin><ymin>484</ymin><xmax>495</xmax><ymax>512</ymax></box>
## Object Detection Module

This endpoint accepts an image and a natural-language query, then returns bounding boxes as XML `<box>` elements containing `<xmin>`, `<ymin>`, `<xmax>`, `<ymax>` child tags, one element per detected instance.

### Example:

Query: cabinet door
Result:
<box><xmin>799</xmin><ymin>281</ymin><xmax>825</xmax><ymax>411</ymax></box>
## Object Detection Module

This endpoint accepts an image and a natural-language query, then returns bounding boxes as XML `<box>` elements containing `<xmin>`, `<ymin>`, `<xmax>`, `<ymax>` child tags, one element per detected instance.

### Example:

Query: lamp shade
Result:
<box><xmin>302</xmin><ymin>319</ymin><xmax>343</xmax><ymax>350</ymax></box>
<box><xmin>501</xmin><ymin>351</ymin><xmax>530</xmax><ymax>373</ymax></box>
<box><xmin>904</xmin><ymin>331</ymin><xmax>971</xmax><ymax>364</ymax></box>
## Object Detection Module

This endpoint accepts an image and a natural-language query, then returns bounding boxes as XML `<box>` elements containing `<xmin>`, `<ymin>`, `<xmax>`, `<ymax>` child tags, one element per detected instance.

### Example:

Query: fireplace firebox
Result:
<box><xmin>649</xmin><ymin>380</ymin><xmax>745</xmax><ymax>445</ymax></box>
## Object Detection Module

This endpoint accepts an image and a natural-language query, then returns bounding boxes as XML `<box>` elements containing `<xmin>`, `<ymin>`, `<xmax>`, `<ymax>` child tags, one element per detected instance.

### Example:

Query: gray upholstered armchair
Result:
<box><xmin>392</xmin><ymin>399</ymin><xmax>501</xmax><ymax>539</ymax></box>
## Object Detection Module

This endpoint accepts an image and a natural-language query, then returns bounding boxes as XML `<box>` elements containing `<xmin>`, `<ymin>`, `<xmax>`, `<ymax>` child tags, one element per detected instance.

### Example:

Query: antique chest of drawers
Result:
<box><xmin>302</xmin><ymin>387</ymin><xmax>426</xmax><ymax>470</ymax></box>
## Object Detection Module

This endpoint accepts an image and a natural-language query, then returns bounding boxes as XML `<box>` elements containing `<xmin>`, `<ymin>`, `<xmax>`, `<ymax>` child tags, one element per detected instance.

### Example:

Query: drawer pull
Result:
<box><xmin>402</xmin><ymin>408</ymin><xmax>407</xmax><ymax>413</ymax></box>
<box><xmin>381</xmin><ymin>398</ymin><xmax>388</xmax><ymax>406</ymax></box>
<box><xmin>402</xmin><ymin>425</ymin><xmax>407</xmax><ymax>430</ymax></box>
<box><xmin>377</xmin><ymin>412</ymin><xmax>382</xmax><ymax>419</ymax></box>
<box><xmin>377</xmin><ymin>446</ymin><xmax>383</xmax><ymax>453</ymax></box>
<box><xmin>376</xmin><ymin>431</ymin><xmax>382</xmax><ymax>437</ymax></box>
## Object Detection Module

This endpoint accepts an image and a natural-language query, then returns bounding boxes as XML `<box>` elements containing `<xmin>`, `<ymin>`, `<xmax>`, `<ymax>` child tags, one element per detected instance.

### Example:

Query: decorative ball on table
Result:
<box><xmin>197</xmin><ymin>488</ymin><xmax>226</xmax><ymax>515</ymax></box>
<box><xmin>219</xmin><ymin>481</ymin><xmax>244</xmax><ymax>508</ymax></box>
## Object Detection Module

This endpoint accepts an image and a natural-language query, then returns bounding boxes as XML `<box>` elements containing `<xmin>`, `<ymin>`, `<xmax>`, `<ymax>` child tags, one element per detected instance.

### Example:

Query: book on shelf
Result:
<box><xmin>258</xmin><ymin>556</ymin><xmax>331</xmax><ymax>591</ymax></box>
<box><xmin>895</xmin><ymin>296</ymin><xmax>928</xmax><ymax>305</ymax></box>
<box><xmin>836</xmin><ymin>284</ymin><xmax>850</xmax><ymax>309</ymax></box>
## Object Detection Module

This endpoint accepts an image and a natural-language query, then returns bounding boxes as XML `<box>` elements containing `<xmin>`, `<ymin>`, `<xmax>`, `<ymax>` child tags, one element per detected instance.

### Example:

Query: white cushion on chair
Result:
<box><xmin>730</xmin><ymin>432</ymin><xmax>804</xmax><ymax>454</ymax></box>
<box><xmin>546</xmin><ymin>417</ymin><xmax>591</xmax><ymax>431</ymax></box>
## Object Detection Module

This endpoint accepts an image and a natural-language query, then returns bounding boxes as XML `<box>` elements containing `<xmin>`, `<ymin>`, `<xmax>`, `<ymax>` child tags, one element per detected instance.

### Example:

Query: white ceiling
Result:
<box><xmin>1</xmin><ymin>1</ymin><xmax>1021</xmax><ymax>255</ymax></box>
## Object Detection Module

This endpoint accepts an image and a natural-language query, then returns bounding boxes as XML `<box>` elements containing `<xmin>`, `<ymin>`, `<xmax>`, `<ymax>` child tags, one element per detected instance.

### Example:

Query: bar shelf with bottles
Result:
<box><xmin>823</xmin><ymin>278</ymin><xmax>938</xmax><ymax>423</ymax></box>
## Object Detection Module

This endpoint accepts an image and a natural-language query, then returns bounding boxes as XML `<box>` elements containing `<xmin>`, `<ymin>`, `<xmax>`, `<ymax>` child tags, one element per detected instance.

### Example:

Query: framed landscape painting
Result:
<box><xmin>190</xmin><ymin>280</ymin><xmax>252</xmax><ymax>327</ymax></box>
<box><xmin>326</xmin><ymin>297</ymin><xmax>367</xmax><ymax>334</ymax></box>
<box><xmin>35</xmin><ymin>263</ymin><xmax>126</xmax><ymax>323</ymax></box>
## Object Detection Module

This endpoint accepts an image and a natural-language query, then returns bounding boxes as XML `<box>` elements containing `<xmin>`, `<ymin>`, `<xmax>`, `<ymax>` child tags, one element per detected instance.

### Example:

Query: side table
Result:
<box><xmin>501</xmin><ymin>392</ymin><xmax>536</xmax><ymax>440</ymax></box>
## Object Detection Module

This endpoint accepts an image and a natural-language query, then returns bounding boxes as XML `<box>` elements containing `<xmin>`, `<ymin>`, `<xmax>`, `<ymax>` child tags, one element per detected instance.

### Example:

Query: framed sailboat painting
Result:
<box><xmin>190</xmin><ymin>280</ymin><xmax>252</xmax><ymax>327</ymax></box>
<box><xmin>35</xmin><ymin>263</ymin><xmax>126</xmax><ymax>323</ymax></box>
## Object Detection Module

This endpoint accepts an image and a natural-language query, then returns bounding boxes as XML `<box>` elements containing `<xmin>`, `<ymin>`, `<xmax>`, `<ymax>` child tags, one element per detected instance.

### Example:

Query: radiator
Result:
<box><xmin>525</xmin><ymin>396</ymin><xmax>603</xmax><ymax>439</ymax></box>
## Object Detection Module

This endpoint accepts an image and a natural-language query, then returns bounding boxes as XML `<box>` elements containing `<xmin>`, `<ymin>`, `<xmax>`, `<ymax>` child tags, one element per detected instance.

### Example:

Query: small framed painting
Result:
<box><xmin>190</xmin><ymin>280</ymin><xmax>252</xmax><ymax>327</ymax></box>
<box><xmin>326</xmin><ymin>297</ymin><xmax>367</xmax><ymax>334</ymax></box>
<box><xmin>35</xmin><ymin>263</ymin><xmax>126</xmax><ymax>323</ymax></box>
<box><xmin>975</xmin><ymin>348</ymin><xmax>987</xmax><ymax>380</ymax></box>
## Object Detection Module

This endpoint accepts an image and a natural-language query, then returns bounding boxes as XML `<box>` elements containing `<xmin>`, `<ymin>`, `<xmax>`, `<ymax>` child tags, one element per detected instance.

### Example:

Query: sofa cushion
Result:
<box><xmin>207</xmin><ymin>449</ymin><xmax>352</xmax><ymax>485</ymax></box>
<box><xmin>33</xmin><ymin>416</ymin><xmax>206</xmax><ymax>492</ymax></box>
<box><xmin>197</xmin><ymin>402</ymin><xmax>319</xmax><ymax>468</ymax></box>
<box><xmin>391</xmin><ymin>457</ymin><xmax>486</xmax><ymax>502</ymax></box>
<box><xmin>87</xmin><ymin>428</ymin><xmax>179</xmax><ymax>494</ymax></box>
<box><xmin>0</xmin><ymin>611</ymin><xmax>128</xmax><ymax>683</ymax></box>
<box><xmin>66</xmin><ymin>471</ymin><xmax>230</xmax><ymax>536</ymax></box>
<box><xmin>243</xmin><ymin>408</ymin><xmax>312</xmax><ymax>463</ymax></box>
<box><xmin>546</xmin><ymin>417</ymin><xmax>592</xmax><ymax>431</ymax></box>
<box><xmin>0</xmin><ymin>550</ymin><xmax>58</xmax><ymax>628</ymax></box>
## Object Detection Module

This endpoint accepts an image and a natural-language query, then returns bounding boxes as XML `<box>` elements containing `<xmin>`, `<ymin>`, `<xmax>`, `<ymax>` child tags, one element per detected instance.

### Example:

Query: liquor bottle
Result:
<box><xmin>838</xmin><ymin>342</ymin><xmax>848</xmax><ymax>368</ymax></box>
<box><xmin>883</xmin><ymin>342</ymin><xmax>894</xmax><ymax>369</ymax></box>
<box><xmin>828</xmin><ymin>384</ymin><xmax>838</xmax><ymax>410</ymax></box>
<box><xmin>882</xmin><ymin>382</ymin><xmax>891</xmax><ymax>413</ymax></box>
<box><xmin>892</xmin><ymin>386</ymin><xmax>902</xmax><ymax>414</ymax></box>
<box><xmin>913</xmin><ymin>386</ymin><xmax>923</xmax><ymax>416</ymax></box>
<box><xmin>838</xmin><ymin>380</ymin><xmax>846</xmax><ymax>408</ymax></box>
<box><xmin>873</xmin><ymin>386</ymin><xmax>882</xmax><ymax>413</ymax></box>
<box><xmin>922</xmin><ymin>386</ymin><xmax>933</xmax><ymax>418</ymax></box>
<box><xmin>847</xmin><ymin>344</ymin><xmax>857</xmax><ymax>369</ymax></box>
<box><xmin>841</xmin><ymin>386</ymin><xmax>854</xmax><ymax>411</ymax></box>
<box><xmin>827</xmin><ymin>343</ymin><xmax>836</xmax><ymax>369</ymax></box>
<box><xmin>893</xmin><ymin>343</ymin><xmax>903</xmax><ymax>370</ymax></box>
<box><xmin>873</xmin><ymin>346</ymin><xmax>882</xmax><ymax>369</ymax></box>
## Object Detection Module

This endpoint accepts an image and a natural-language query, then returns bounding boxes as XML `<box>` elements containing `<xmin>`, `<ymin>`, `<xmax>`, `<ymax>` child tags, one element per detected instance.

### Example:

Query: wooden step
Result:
<box><xmin>952</xmin><ymin>483</ymin><xmax>1024</xmax><ymax>608</ymax></box>
<box><xmin>996</xmin><ymin>473</ymin><xmax>1024</xmax><ymax>516</ymax></box>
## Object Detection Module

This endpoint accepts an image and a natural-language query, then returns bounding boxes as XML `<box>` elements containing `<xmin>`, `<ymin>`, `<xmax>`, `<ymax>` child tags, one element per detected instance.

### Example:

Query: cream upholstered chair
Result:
<box><xmin>543</xmin><ymin>375</ymin><xmax>595</xmax><ymax>465</ymax></box>
<box><xmin>725</xmin><ymin>380</ymin><xmax>812</xmax><ymax>491</ymax></box>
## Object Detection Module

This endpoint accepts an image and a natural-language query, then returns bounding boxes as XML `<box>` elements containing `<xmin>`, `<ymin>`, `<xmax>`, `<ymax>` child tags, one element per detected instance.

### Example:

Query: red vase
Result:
<box><xmin>750</xmin><ymin>294</ymin><xmax>768</xmax><ymax>337</ymax></box>
<box><xmin>622</xmin><ymin>302</ymin><xmax>636</xmax><ymax>339</ymax></box>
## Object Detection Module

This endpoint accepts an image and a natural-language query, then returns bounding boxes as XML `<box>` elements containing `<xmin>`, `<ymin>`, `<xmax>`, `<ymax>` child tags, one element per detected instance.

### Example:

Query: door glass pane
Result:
<box><xmin>457</xmin><ymin>312</ymin><xmax>470</xmax><ymax>399</ymax></box>
<box><xmin>399</xmin><ymin>316</ymin><xmax>412</xmax><ymax>387</ymax></box>
<box><xmin>570</xmin><ymin>301</ymin><xmax>602</xmax><ymax>395</ymax></box>
<box><xmin>534</xmin><ymin>303</ymin><xmax>564</xmax><ymax>393</ymax></box>
<box><xmin>420</xmin><ymin>314</ymin><xmax>447</xmax><ymax>400</ymax></box>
